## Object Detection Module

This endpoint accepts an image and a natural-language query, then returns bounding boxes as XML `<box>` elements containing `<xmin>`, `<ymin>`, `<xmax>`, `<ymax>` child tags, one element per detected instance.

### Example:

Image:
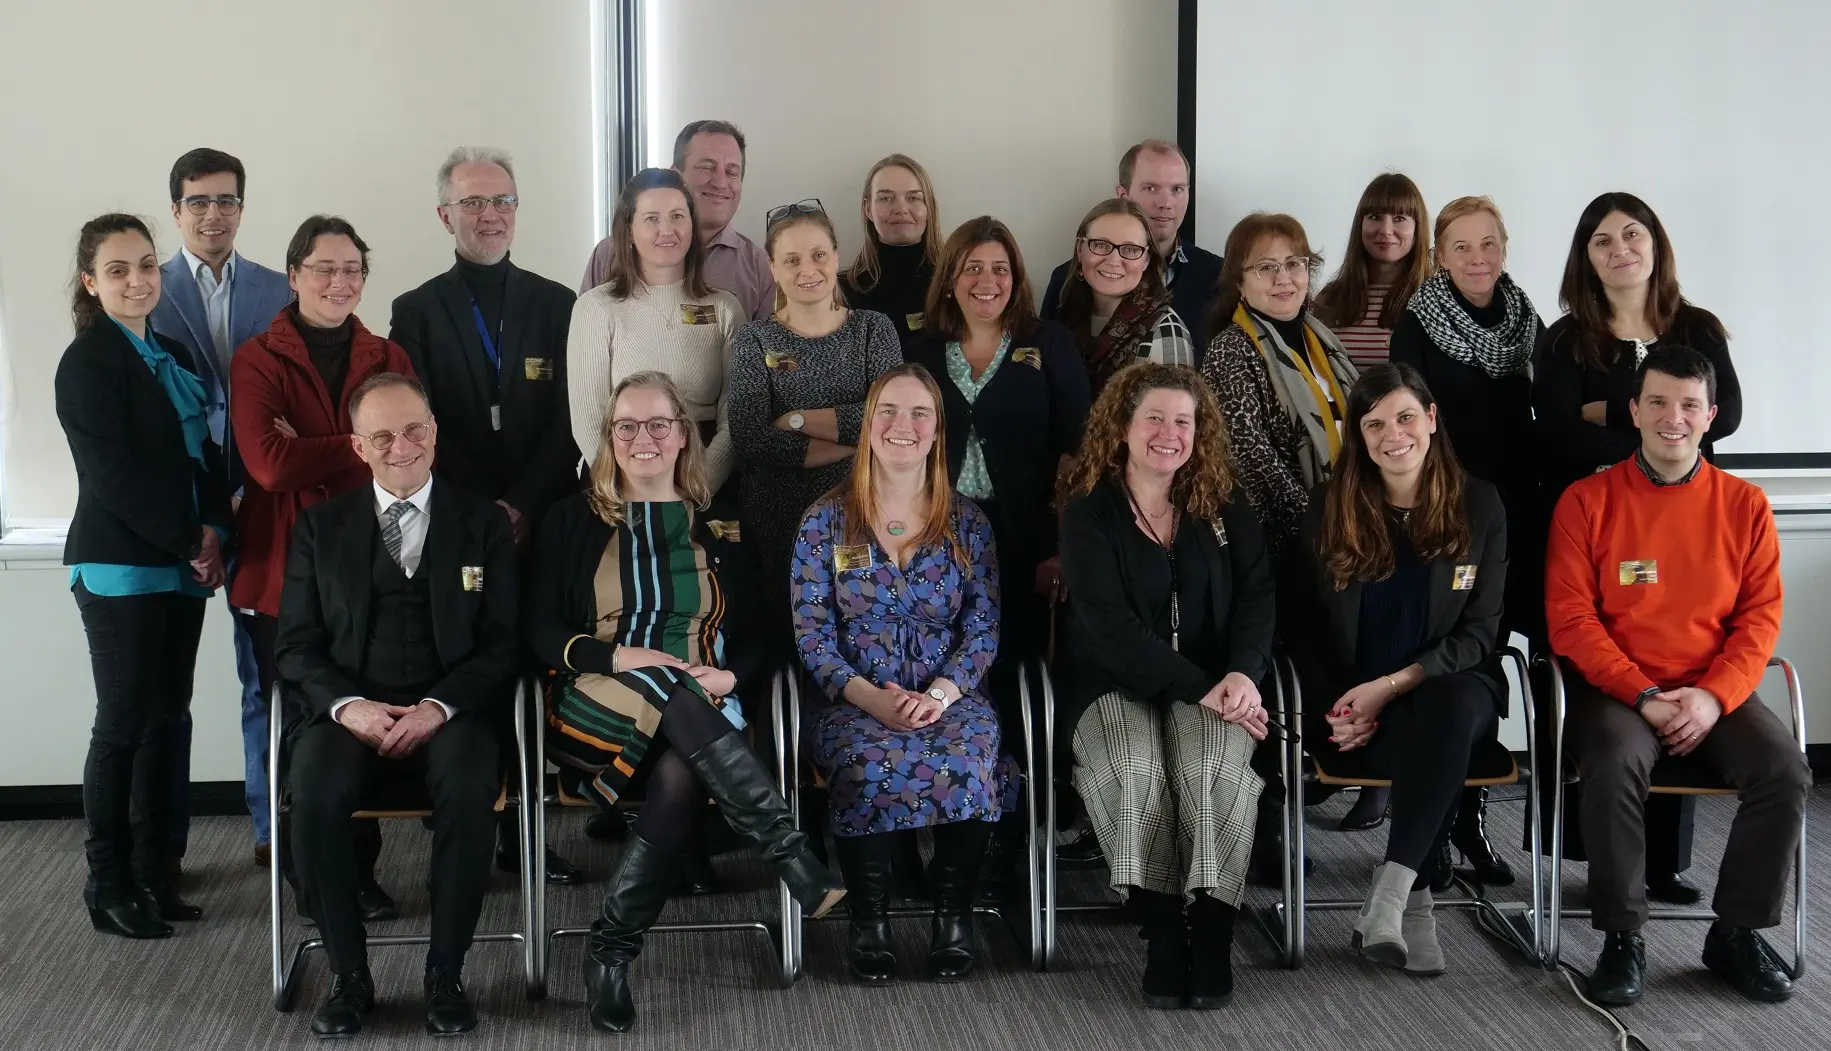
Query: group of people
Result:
<box><xmin>53</xmin><ymin>122</ymin><xmax>1809</xmax><ymax>1040</ymax></box>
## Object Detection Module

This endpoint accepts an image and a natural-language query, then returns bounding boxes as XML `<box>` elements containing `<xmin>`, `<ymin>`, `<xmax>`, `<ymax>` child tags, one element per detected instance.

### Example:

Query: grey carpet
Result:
<box><xmin>2</xmin><ymin>787</ymin><xmax>1826</xmax><ymax>1051</ymax></box>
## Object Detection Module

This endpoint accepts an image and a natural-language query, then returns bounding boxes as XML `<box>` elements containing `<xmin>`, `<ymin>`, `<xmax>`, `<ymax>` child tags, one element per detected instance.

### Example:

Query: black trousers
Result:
<box><xmin>1304</xmin><ymin>671</ymin><xmax>1499</xmax><ymax>873</ymax></box>
<box><xmin>289</xmin><ymin>715</ymin><xmax>499</xmax><ymax>972</ymax></box>
<box><xmin>1567</xmin><ymin>678</ymin><xmax>1810</xmax><ymax>932</ymax></box>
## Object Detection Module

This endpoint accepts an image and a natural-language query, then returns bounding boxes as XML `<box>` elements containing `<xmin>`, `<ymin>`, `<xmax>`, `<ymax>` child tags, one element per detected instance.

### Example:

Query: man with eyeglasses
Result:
<box><xmin>580</xmin><ymin>119</ymin><xmax>775</xmax><ymax>320</ymax></box>
<box><xmin>1042</xmin><ymin>139</ymin><xmax>1224</xmax><ymax>359</ymax></box>
<box><xmin>149</xmin><ymin>147</ymin><xmax>293</xmax><ymax>876</ymax></box>
<box><xmin>390</xmin><ymin>146</ymin><xmax>586</xmax><ymax>886</ymax></box>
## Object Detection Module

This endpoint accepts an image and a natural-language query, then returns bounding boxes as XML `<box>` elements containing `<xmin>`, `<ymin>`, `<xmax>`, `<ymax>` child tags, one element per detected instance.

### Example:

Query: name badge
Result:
<box><xmin>681</xmin><ymin>303</ymin><xmax>718</xmax><ymax>326</ymax></box>
<box><xmin>1011</xmin><ymin>347</ymin><xmax>1043</xmax><ymax>370</ymax></box>
<box><xmin>461</xmin><ymin>566</ymin><xmax>485</xmax><ymax>592</ymax></box>
<box><xmin>1451</xmin><ymin>564</ymin><xmax>1478</xmax><ymax>590</ymax></box>
<box><xmin>1619</xmin><ymin>560</ymin><xmax>1659</xmax><ymax>586</ymax></box>
<box><xmin>833</xmin><ymin>544</ymin><xmax>873</xmax><ymax>572</ymax></box>
<box><xmin>524</xmin><ymin>357</ymin><xmax>554</xmax><ymax>381</ymax></box>
<box><xmin>706</xmin><ymin>519</ymin><xmax>741</xmax><ymax>542</ymax></box>
<box><xmin>489</xmin><ymin>404</ymin><xmax>501</xmax><ymax>431</ymax></box>
<box><xmin>1211</xmin><ymin>519</ymin><xmax>1228</xmax><ymax>547</ymax></box>
<box><xmin>905</xmin><ymin>311</ymin><xmax>925</xmax><ymax>331</ymax></box>
<box><xmin>764</xmin><ymin>350</ymin><xmax>801</xmax><ymax>372</ymax></box>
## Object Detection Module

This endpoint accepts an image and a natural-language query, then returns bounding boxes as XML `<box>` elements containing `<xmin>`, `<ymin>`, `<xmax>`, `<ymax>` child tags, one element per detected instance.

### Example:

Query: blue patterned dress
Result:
<box><xmin>791</xmin><ymin>494</ymin><xmax>1013</xmax><ymax>836</ymax></box>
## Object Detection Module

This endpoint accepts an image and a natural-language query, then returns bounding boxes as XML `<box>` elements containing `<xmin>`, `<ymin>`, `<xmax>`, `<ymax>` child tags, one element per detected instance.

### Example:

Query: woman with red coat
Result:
<box><xmin>230</xmin><ymin>214</ymin><xmax>415</xmax><ymax>696</ymax></box>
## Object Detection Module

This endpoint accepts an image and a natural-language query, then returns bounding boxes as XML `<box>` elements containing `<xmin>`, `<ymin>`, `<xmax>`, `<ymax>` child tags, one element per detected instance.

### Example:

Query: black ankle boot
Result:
<box><xmin>1186</xmin><ymin>894</ymin><xmax>1236</xmax><ymax>1009</ymax></box>
<box><xmin>1427</xmin><ymin>838</ymin><xmax>1455</xmax><ymax>894</ymax></box>
<box><xmin>1134</xmin><ymin>889</ymin><xmax>1188</xmax><ymax>1009</ymax></box>
<box><xmin>927</xmin><ymin>822</ymin><xmax>991</xmax><ymax>982</ymax></box>
<box><xmin>88</xmin><ymin>897</ymin><xmax>174</xmax><ymax>940</ymax></box>
<box><xmin>1587</xmin><ymin>930</ymin><xmax>1646</xmax><ymax>1006</ymax></box>
<box><xmin>136</xmin><ymin>881</ymin><xmax>203</xmax><ymax>922</ymax></box>
<box><xmin>684</xmin><ymin>733</ymin><xmax>844</xmax><ymax>918</ymax></box>
<box><xmin>1450</xmin><ymin>787</ymin><xmax>1515</xmax><ymax>886</ymax></box>
<box><xmin>585</xmin><ymin>836</ymin><xmax>682</xmax><ymax>1033</ymax></box>
<box><xmin>1339</xmin><ymin>786</ymin><xmax>1390</xmax><ymax>831</ymax></box>
<box><xmin>833</xmin><ymin>834</ymin><xmax>897</xmax><ymax>986</ymax></box>
<box><xmin>1247</xmin><ymin>800</ymin><xmax>1312</xmax><ymax>888</ymax></box>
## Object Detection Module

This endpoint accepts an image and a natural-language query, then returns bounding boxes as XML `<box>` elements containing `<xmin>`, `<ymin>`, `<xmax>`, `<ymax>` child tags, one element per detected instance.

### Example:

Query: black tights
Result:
<box><xmin>630</xmin><ymin>687</ymin><xmax>736</xmax><ymax>854</ymax></box>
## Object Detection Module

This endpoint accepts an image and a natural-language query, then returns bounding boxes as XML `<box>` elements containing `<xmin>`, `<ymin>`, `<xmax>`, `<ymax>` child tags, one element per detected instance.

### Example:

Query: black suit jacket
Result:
<box><xmin>388</xmin><ymin>261</ymin><xmax>580</xmax><ymax>520</ymax></box>
<box><xmin>275</xmin><ymin>480</ymin><xmax>519</xmax><ymax>722</ymax></box>
<box><xmin>55</xmin><ymin>319</ymin><xmax>230</xmax><ymax>567</ymax></box>
<box><xmin>1280</xmin><ymin>476</ymin><xmax>1509</xmax><ymax>709</ymax></box>
<box><xmin>1041</xmin><ymin>237</ymin><xmax>1224</xmax><ymax>359</ymax></box>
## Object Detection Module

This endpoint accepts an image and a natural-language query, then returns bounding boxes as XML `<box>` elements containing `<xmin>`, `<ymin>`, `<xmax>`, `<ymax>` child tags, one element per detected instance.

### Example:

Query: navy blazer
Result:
<box><xmin>1040</xmin><ymin>236</ymin><xmax>1224</xmax><ymax>360</ymax></box>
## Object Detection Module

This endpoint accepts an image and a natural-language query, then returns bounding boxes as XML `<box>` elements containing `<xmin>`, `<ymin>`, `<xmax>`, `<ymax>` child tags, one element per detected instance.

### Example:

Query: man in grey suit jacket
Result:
<box><xmin>149</xmin><ymin>147</ymin><xmax>294</xmax><ymax>874</ymax></box>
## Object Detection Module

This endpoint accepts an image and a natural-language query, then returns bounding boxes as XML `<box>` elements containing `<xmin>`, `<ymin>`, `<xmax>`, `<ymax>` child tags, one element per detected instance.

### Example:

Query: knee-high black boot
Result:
<box><xmin>682</xmin><ymin>732</ymin><xmax>845</xmax><ymax>917</ymax></box>
<box><xmin>584</xmin><ymin>836</ymin><xmax>680</xmax><ymax>1033</ymax></box>
<box><xmin>1450</xmin><ymin>786</ymin><xmax>1515</xmax><ymax>886</ymax></box>
<box><xmin>927</xmin><ymin>821</ymin><xmax>992</xmax><ymax>982</ymax></box>
<box><xmin>832</xmin><ymin>834</ymin><xmax>897</xmax><ymax>985</ymax></box>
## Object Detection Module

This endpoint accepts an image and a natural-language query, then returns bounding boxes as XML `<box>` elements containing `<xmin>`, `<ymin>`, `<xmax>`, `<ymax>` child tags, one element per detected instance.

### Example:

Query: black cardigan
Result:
<box><xmin>1532</xmin><ymin>304</ymin><xmax>1740</xmax><ymax>501</ymax></box>
<box><xmin>1058</xmin><ymin>478</ymin><xmax>1276</xmax><ymax>765</ymax></box>
<box><xmin>1280</xmin><ymin>476</ymin><xmax>1508</xmax><ymax>712</ymax></box>
<box><xmin>55</xmin><ymin>319</ymin><xmax>230</xmax><ymax>567</ymax></box>
<box><xmin>524</xmin><ymin>492</ymin><xmax>765</xmax><ymax>693</ymax></box>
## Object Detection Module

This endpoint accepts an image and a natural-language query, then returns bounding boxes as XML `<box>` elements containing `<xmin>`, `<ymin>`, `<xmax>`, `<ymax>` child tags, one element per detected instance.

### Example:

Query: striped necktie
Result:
<box><xmin>381</xmin><ymin>501</ymin><xmax>412</xmax><ymax>570</ymax></box>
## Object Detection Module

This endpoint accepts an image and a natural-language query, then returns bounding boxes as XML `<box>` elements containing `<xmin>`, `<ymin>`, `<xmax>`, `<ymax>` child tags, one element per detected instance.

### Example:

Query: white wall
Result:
<box><xmin>0</xmin><ymin>0</ymin><xmax>599</xmax><ymax>524</ymax></box>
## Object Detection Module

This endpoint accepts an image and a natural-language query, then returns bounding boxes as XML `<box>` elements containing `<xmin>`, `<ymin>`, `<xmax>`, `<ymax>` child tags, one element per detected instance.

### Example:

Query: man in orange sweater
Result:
<box><xmin>1546</xmin><ymin>347</ymin><xmax>1809</xmax><ymax>1007</ymax></box>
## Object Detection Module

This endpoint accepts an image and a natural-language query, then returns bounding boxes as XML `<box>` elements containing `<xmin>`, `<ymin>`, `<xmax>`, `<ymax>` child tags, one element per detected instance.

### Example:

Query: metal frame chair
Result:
<box><xmin>267</xmin><ymin>680</ymin><xmax>539</xmax><ymax>1011</ymax></box>
<box><xmin>1256</xmin><ymin>647</ymin><xmax>1544</xmax><ymax>968</ymax></box>
<box><xmin>528</xmin><ymin>669</ymin><xmax>798</xmax><ymax>997</ymax></box>
<box><xmin>777</xmin><ymin>659</ymin><xmax>1048</xmax><ymax>977</ymax></box>
<box><xmin>1541</xmin><ymin>654</ymin><xmax>1808</xmax><ymax>975</ymax></box>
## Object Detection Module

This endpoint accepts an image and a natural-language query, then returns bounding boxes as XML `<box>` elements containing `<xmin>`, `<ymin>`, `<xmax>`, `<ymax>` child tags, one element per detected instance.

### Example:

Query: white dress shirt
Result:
<box><xmin>331</xmin><ymin>478</ymin><xmax>455</xmax><ymax>724</ymax></box>
<box><xmin>180</xmin><ymin>247</ymin><xmax>237</xmax><ymax>377</ymax></box>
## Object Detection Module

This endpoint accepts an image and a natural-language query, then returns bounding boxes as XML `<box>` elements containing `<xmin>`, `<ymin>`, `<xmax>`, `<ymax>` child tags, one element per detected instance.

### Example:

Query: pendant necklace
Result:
<box><xmin>887</xmin><ymin>520</ymin><xmax>907</xmax><ymax>537</ymax></box>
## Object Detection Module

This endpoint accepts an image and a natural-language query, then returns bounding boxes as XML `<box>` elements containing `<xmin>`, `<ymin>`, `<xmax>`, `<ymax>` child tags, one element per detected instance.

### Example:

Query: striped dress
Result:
<box><xmin>548</xmin><ymin>500</ymin><xmax>744</xmax><ymax>804</ymax></box>
<box><xmin>1334</xmin><ymin>283</ymin><xmax>1393</xmax><ymax>370</ymax></box>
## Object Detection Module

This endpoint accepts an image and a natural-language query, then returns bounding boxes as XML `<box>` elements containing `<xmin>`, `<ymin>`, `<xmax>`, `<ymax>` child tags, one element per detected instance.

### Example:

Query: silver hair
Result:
<box><xmin>436</xmin><ymin>147</ymin><xmax>516</xmax><ymax>203</ymax></box>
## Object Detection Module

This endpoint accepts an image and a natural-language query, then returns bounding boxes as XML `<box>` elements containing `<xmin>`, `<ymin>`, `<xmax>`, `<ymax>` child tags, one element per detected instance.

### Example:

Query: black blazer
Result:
<box><xmin>1280</xmin><ymin>476</ymin><xmax>1508</xmax><ymax>709</ymax></box>
<box><xmin>905</xmin><ymin>320</ymin><xmax>1090</xmax><ymax>564</ymax></box>
<box><xmin>275</xmin><ymin>480</ymin><xmax>518</xmax><ymax>722</ymax></box>
<box><xmin>389</xmin><ymin>261</ymin><xmax>580</xmax><ymax>520</ymax></box>
<box><xmin>1058</xmin><ymin>478</ymin><xmax>1275</xmax><ymax>763</ymax></box>
<box><xmin>55</xmin><ymin>320</ymin><xmax>230</xmax><ymax>567</ymax></box>
<box><xmin>1041</xmin><ymin>239</ymin><xmax>1225</xmax><ymax>358</ymax></box>
<box><xmin>524</xmin><ymin>492</ymin><xmax>765</xmax><ymax>691</ymax></box>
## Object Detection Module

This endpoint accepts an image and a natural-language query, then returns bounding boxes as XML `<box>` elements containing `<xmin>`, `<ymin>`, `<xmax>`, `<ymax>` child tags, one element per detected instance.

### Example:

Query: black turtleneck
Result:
<box><xmin>1249</xmin><ymin>307</ymin><xmax>1309</xmax><ymax>350</ymax></box>
<box><xmin>1449</xmin><ymin>282</ymin><xmax>1506</xmax><ymax>329</ymax></box>
<box><xmin>292</xmin><ymin>304</ymin><xmax>353</xmax><ymax>399</ymax></box>
<box><xmin>843</xmin><ymin>240</ymin><xmax>933</xmax><ymax>344</ymax></box>
<box><xmin>455</xmin><ymin>251</ymin><xmax>512</xmax><ymax>336</ymax></box>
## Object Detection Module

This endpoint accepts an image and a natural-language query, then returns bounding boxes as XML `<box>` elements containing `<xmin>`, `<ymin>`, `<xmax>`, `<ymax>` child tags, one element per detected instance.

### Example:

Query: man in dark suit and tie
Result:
<box><xmin>276</xmin><ymin>373</ymin><xmax>517</xmax><ymax>1038</ymax></box>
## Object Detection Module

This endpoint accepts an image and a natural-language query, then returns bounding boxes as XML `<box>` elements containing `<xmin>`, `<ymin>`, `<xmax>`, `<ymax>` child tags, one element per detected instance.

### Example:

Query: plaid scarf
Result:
<box><xmin>1406</xmin><ymin>269</ymin><xmax>1539</xmax><ymax>379</ymax></box>
<box><xmin>1081</xmin><ymin>288</ymin><xmax>1175</xmax><ymax>392</ymax></box>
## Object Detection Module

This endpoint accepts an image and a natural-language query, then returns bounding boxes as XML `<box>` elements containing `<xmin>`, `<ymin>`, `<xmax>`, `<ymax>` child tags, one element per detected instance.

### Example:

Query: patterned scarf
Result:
<box><xmin>1406</xmin><ymin>269</ymin><xmax>1539</xmax><ymax>379</ymax></box>
<box><xmin>1235</xmin><ymin>304</ymin><xmax>1358</xmax><ymax>489</ymax></box>
<box><xmin>1080</xmin><ymin>287</ymin><xmax>1173</xmax><ymax>392</ymax></box>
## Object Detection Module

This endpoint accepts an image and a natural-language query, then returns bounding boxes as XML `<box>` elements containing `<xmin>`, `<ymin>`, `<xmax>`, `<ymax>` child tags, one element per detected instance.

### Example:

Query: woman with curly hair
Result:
<box><xmin>1058</xmin><ymin>362</ymin><xmax>1276</xmax><ymax>1010</ymax></box>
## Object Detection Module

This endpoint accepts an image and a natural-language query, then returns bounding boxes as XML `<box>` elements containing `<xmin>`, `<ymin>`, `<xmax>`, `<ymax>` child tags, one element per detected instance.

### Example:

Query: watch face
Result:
<box><xmin>928</xmin><ymin>687</ymin><xmax>947</xmax><ymax>702</ymax></box>
<box><xmin>789</xmin><ymin>412</ymin><xmax>806</xmax><ymax>430</ymax></box>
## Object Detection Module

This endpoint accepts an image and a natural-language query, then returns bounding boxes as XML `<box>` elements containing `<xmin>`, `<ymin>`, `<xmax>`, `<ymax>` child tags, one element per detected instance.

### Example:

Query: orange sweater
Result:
<box><xmin>1544</xmin><ymin>458</ymin><xmax>1781</xmax><ymax>711</ymax></box>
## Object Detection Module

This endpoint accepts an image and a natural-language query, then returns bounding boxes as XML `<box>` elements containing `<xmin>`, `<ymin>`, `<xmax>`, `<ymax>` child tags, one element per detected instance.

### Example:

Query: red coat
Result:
<box><xmin>229</xmin><ymin>307</ymin><xmax>416</xmax><ymax>617</ymax></box>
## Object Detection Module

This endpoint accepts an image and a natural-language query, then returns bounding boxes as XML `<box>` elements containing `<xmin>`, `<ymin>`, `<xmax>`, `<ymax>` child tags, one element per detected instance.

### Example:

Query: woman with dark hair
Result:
<box><xmin>792</xmin><ymin>364</ymin><xmax>1007</xmax><ymax>986</ymax></box>
<box><xmin>1533</xmin><ymin>192</ymin><xmax>1737</xmax><ymax>908</ymax></box>
<box><xmin>1281</xmin><ymin>363</ymin><xmax>1508</xmax><ymax>975</ymax></box>
<box><xmin>1314</xmin><ymin>174</ymin><xmax>1434</xmax><ymax>371</ymax></box>
<box><xmin>528</xmin><ymin>371</ymin><xmax>843</xmax><ymax>1032</ymax></box>
<box><xmin>1055</xmin><ymin>197</ymin><xmax>1197</xmax><ymax>396</ymax></box>
<box><xmin>840</xmin><ymin>154</ymin><xmax>941</xmax><ymax>349</ymax></box>
<box><xmin>1058</xmin><ymin>362</ymin><xmax>1274</xmax><ymax>1009</ymax></box>
<box><xmin>569</xmin><ymin>168</ymin><xmax>744</xmax><ymax>491</ymax></box>
<box><xmin>56</xmin><ymin>214</ymin><xmax>231</xmax><ymax>938</ymax></box>
<box><xmin>727</xmin><ymin>203</ymin><xmax>902</xmax><ymax>643</ymax></box>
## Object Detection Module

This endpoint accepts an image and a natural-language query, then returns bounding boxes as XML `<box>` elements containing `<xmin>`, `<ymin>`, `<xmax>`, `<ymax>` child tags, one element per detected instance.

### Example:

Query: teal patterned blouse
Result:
<box><xmin>944</xmin><ymin>331</ymin><xmax>1011</xmax><ymax>500</ymax></box>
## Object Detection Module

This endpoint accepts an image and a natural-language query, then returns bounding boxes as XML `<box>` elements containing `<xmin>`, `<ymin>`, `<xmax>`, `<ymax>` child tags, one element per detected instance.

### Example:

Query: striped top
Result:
<box><xmin>1334</xmin><ymin>284</ymin><xmax>1393</xmax><ymax>370</ymax></box>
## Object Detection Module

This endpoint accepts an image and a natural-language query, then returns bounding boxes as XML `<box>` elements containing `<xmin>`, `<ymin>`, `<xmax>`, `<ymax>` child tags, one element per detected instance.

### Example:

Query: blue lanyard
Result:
<box><xmin>469</xmin><ymin>299</ymin><xmax>503</xmax><ymax>380</ymax></box>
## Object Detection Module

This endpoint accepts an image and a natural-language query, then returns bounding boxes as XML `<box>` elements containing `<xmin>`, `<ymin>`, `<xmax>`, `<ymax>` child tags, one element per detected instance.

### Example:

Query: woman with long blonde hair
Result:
<box><xmin>840</xmin><ymin>153</ymin><xmax>942</xmax><ymax>348</ymax></box>
<box><xmin>527</xmin><ymin>371</ymin><xmax>843</xmax><ymax>1034</ymax></box>
<box><xmin>1058</xmin><ymin>362</ymin><xmax>1275</xmax><ymax>1010</ymax></box>
<box><xmin>791</xmin><ymin>363</ymin><xmax>1009</xmax><ymax>987</ymax></box>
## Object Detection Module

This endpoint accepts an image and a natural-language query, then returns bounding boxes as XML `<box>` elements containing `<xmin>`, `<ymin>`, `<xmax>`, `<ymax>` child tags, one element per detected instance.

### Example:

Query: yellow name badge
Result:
<box><xmin>461</xmin><ymin>566</ymin><xmax>485</xmax><ymax>592</ymax></box>
<box><xmin>833</xmin><ymin>544</ymin><xmax>873</xmax><ymax>572</ymax></box>
<box><xmin>680</xmin><ymin>303</ymin><xmax>718</xmax><ymax>326</ymax></box>
<box><xmin>1451</xmin><ymin>564</ymin><xmax>1478</xmax><ymax>590</ymax></box>
<box><xmin>764</xmin><ymin>350</ymin><xmax>801</xmax><ymax>372</ymax></box>
<box><xmin>523</xmin><ymin>357</ymin><xmax>554</xmax><ymax>381</ymax></box>
<box><xmin>1011</xmin><ymin>347</ymin><xmax>1043</xmax><ymax>370</ymax></box>
<box><xmin>905</xmin><ymin>311</ymin><xmax>925</xmax><ymax>331</ymax></box>
<box><xmin>1619</xmin><ymin>560</ymin><xmax>1659</xmax><ymax>586</ymax></box>
<box><xmin>706</xmin><ymin>519</ymin><xmax>741</xmax><ymax>542</ymax></box>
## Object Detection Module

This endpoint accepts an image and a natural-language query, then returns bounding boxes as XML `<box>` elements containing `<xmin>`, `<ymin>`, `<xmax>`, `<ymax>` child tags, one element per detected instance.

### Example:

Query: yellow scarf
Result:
<box><xmin>1235</xmin><ymin>303</ymin><xmax>1348</xmax><ymax>460</ymax></box>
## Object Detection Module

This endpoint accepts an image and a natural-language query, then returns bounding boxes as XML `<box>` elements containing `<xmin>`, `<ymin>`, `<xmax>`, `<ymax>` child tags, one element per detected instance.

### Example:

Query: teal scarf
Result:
<box><xmin>111</xmin><ymin>317</ymin><xmax>209</xmax><ymax>464</ymax></box>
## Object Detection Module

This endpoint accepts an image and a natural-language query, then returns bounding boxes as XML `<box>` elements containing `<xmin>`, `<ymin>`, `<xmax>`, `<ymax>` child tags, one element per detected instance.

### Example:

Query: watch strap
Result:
<box><xmin>1633</xmin><ymin>685</ymin><xmax>1661</xmax><ymax>712</ymax></box>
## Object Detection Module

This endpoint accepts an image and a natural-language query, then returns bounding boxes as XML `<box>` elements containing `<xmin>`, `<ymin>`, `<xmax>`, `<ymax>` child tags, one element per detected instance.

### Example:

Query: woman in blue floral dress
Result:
<box><xmin>792</xmin><ymin>363</ymin><xmax>1007</xmax><ymax>987</ymax></box>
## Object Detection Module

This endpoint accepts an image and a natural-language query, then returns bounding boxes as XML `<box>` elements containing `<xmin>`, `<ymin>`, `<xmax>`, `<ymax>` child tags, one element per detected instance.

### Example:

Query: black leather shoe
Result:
<box><xmin>924</xmin><ymin>822</ymin><xmax>988</xmax><ymax>982</ymax></box>
<box><xmin>424</xmin><ymin>966</ymin><xmax>478</xmax><ymax>1036</ymax></box>
<box><xmin>833</xmin><ymin>834</ymin><xmax>897</xmax><ymax>986</ymax></box>
<box><xmin>1427</xmin><ymin>838</ymin><xmax>1455</xmax><ymax>894</ymax></box>
<box><xmin>1186</xmin><ymin>895</ymin><xmax>1236</xmax><ymax>1010</ymax></box>
<box><xmin>586</xmin><ymin>836</ymin><xmax>683</xmax><ymax>1033</ymax></box>
<box><xmin>1338</xmin><ymin>786</ymin><xmax>1390</xmax><ymax>831</ymax></box>
<box><xmin>1450</xmin><ymin>787</ymin><xmax>1515</xmax><ymax>886</ymax></box>
<box><xmin>1135</xmin><ymin>890</ymin><xmax>1188</xmax><ymax>1009</ymax></box>
<box><xmin>499</xmin><ymin>844</ymin><xmax>585</xmax><ymax>885</ymax></box>
<box><xmin>311</xmin><ymin>969</ymin><xmax>374</xmax><ymax>1038</ymax></box>
<box><xmin>1587</xmin><ymin>930</ymin><xmax>1646</xmax><ymax>1006</ymax></box>
<box><xmin>1056</xmin><ymin>825</ymin><xmax>1105</xmax><ymax>866</ymax></box>
<box><xmin>585</xmin><ymin>808</ymin><xmax>630</xmax><ymax>842</ymax></box>
<box><xmin>1647</xmin><ymin>871</ymin><xmax>1704</xmax><ymax>906</ymax></box>
<box><xmin>678</xmin><ymin>843</ymin><xmax>720</xmax><ymax>896</ymax></box>
<box><xmin>136</xmin><ymin>883</ymin><xmax>203</xmax><ymax>922</ymax></box>
<box><xmin>357</xmin><ymin>879</ymin><xmax>399</xmax><ymax>922</ymax></box>
<box><xmin>585</xmin><ymin>954</ymin><xmax>637</xmax><ymax>1032</ymax></box>
<box><xmin>1703</xmin><ymin>922</ymin><xmax>1795</xmax><ymax>1003</ymax></box>
<box><xmin>88</xmin><ymin>899</ymin><xmax>174</xmax><ymax>940</ymax></box>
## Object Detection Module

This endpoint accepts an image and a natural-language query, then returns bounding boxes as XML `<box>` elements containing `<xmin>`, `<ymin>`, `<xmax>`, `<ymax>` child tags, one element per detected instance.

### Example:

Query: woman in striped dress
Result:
<box><xmin>527</xmin><ymin>371</ymin><xmax>843</xmax><ymax>1035</ymax></box>
<box><xmin>1313</xmin><ymin>173</ymin><xmax>1433</xmax><ymax>372</ymax></box>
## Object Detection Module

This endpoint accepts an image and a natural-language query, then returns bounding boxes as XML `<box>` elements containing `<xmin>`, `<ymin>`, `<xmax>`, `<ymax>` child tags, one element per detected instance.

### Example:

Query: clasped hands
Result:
<box><xmin>337</xmin><ymin>698</ymin><xmax>447</xmax><ymax>757</ymax></box>
<box><xmin>190</xmin><ymin>526</ymin><xmax>225</xmax><ymax>590</ymax></box>
<box><xmin>616</xmin><ymin>645</ymin><xmax>737</xmax><ymax>697</ymax></box>
<box><xmin>1326</xmin><ymin>678</ymin><xmax>1399</xmax><ymax>752</ymax></box>
<box><xmin>1198</xmin><ymin>672</ymin><xmax>1269</xmax><ymax>741</ymax></box>
<box><xmin>1640</xmin><ymin>686</ymin><xmax>1722</xmax><ymax>756</ymax></box>
<box><xmin>848</xmin><ymin>678</ymin><xmax>954</xmax><ymax>733</ymax></box>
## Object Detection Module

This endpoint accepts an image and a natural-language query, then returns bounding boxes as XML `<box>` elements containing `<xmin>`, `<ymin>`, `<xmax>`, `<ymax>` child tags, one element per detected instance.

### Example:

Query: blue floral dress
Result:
<box><xmin>791</xmin><ymin>494</ymin><xmax>1014</xmax><ymax>836</ymax></box>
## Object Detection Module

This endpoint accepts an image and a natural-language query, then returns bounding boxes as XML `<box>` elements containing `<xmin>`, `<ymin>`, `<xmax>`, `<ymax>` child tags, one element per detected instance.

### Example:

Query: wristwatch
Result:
<box><xmin>1633</xmin><ymin>685</ymin><xmax>1661</xmax><ymax>712</ymax></box>
<box><xmin>927</xmin><ymin>686</ymin><xmax>949</xmax><ymax>707</ymax></box>
<box><xmin>788</xmin><ymin>412</ymin><xmax>806</xmax><ymax>431</ymax></box>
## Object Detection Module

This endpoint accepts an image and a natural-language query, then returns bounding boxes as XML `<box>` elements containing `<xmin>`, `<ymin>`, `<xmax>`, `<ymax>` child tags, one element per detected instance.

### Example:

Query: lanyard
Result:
<box><xmin>1125</xmin><ymin>483</ymin><xmax>1181</xmax><ymax>652</ymax></box>
<box><xmin>469</xmin><ymin>299</ymin><xmax>503</xmax><ymax>381</ymax></box>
